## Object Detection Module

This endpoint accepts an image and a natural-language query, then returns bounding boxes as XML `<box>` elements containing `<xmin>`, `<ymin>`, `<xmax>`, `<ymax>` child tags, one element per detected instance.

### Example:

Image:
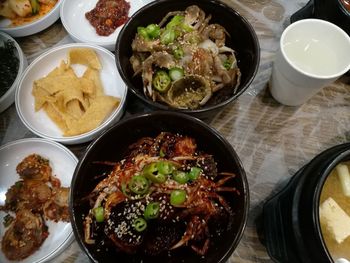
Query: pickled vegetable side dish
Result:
<box><xmin>130</xmin><ymin>5</ymin><xmax>241</xmax><ymax>109</ymax></box>
<box><xmin>83</xmin><ymin>132</ymin><xmax>240</xmax><ymax>256</ymax></box>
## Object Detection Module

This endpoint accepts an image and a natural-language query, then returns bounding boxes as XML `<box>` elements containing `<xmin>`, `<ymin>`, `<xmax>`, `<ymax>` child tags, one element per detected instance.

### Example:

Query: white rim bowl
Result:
<box><xmin>0</xmin><ymin>1</ymin><xmax>61</xmax><ymax>37</ymax></box>
<box><xmin>15</xmin><ymin>43</ymin><xmax>127</xmax><ymax>145</ymax></box>
<box><xmin>60</xmin><ymin>0</ymin><xmax>150</xmax><ymax>51</ymax></box>
<box><xmin>0</xmin><ymin>138</ymin><xmax>77</xmax><ymax>263</ymax></box>
<box><xmin>0</xmin><ymin>32</ymin><xmax>27</xmax><ymax>113</ymax></box>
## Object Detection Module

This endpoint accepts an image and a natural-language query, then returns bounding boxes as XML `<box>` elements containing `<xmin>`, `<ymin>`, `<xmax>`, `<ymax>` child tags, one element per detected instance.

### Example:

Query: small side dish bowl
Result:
<box><xmin>61</xmin><ymin>0</ymin><xmax>150</xmax><ymax>51</ymax></box>
<box><xmin>15</xmin><ymin>43</ymin><xmax>127</xmax><ymax>145</ymax></box>
<box><xmin>0</xmin><ymin>138</ymin><xmax>77</xmax><ymax>263</ymax></box>
<box><xmin>0</xmin><ymin>0</ymin><xmax>61</xmax><ymax>37</ymax></box>
<box><xmin>115</xmin><ymin>0</ymin><xmax>260</xmax><ymax>119</ymax></box>
<box><xmin>70</xmin><ymin>111</ymin><xmax>249</xmax><ymax>263</ymax></box>
<box><xmin>0</xmin><ymin>31</ymin><xmax>27</xmax><ymax>113</ymax></box>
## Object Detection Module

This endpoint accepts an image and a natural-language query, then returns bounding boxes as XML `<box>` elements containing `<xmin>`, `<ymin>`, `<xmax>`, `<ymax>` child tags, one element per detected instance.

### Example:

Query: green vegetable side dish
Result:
<box><xmin>0</xmin><ymin>40</ymin><xmax>19</xmax><ymax>98</ymax></box>
<box><xmin>130</xmin><ymin>5</ymin><xmax>241</xmax><ymax>110</ymax></box>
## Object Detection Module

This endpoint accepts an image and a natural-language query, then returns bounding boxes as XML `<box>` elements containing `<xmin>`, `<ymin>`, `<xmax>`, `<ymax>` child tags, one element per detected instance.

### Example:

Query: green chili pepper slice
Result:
<box><xmin>169</xmin><ymin>67</ymin><xmax>184</xmax><ymax>81</ymax></box>
<box><xmin>170</xmin><ymin>189</ymin><xmax>187</xmax><ymax>205</ymax></box>
<box><xmin>128</xmin><ymin>175</ymin><xmax>150</xmax><ymax>195</ymax></box>
<box><xmin>146</xmin><ymin>24</ymin><xmax>161</xmax><ymax>39</ymax></box>
<box><xmin>144</xmin><ymin>202</ymin><xmax>160</xmax><ymax>220</ymax></box>
<box><xmin>188</xmin><ymin>167</ymin><xmax>202</xmax><ymax>180</ymax></box>
<box><xmin>142</xmin><ymin>162</ymin><xmax>167</xmax><ymax>183</ymax></box>
<box><xmin>173</xmin><ymin>47</ymin><xmax>184</xmax><ymax>59</ymax></box>
<box><xmin>172</xmin><ymin>170</ymin><xmax>189</xmax><ymax>184</ymax></box>
<box><xmin>160</xmin><ymin>29</ymin><xmax>176</xmax><ymax>45</ymax></box>
<box><xmin>156</xmin><ymin>161</ymin><xmax>174</xmax><ymax>175</ymax></box>
<box><xmin>223</xmin><ymin>59</ymin><xmax>233</xmax><ymax>70</ymax></box>
<box><xmin>137</xmin><ymin>27</ymin><xmax>150</xmax><ymax>40</ymax></box>
<box><xmin>93</xmin><ymin>206</ymin><xmax>104</xmax><ymax>223</ymax></box>
<box><xmin>31</xmin><ymin>0</ymin><xmax>40</xmax><ymax>14</ymax></box>
<box><xmin>152</xmin><ymin>70</ymin><xmax>171</xmax><ymax>92</ymax></box>
<box><xmin>133</xmin><ymin>217</ymin><xmax>147</xmax><ymax>232</ymax></box>
<box><xmin>166</xmin><ymin>15</ymin><xmax>184</xmax><ymax>29</ymax></box>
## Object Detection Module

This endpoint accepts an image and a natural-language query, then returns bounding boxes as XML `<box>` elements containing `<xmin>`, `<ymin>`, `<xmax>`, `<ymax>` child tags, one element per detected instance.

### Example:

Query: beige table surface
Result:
<box><xmin>1</xmin><ymin>0</ymin><xmax>350</xmax><ymax>262</ymax></box>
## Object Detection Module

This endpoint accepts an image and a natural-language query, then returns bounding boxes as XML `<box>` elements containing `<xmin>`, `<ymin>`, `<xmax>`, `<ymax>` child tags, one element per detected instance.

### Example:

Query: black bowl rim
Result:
<box><xmin>115</xmin><ymin>0</ymin><xmax>260</xmax><ymax>114</ymax></box>
<box><xmin>69</xmin><ymin>111</ymin><xmax>250</xmax><ymax>263</ymax></box>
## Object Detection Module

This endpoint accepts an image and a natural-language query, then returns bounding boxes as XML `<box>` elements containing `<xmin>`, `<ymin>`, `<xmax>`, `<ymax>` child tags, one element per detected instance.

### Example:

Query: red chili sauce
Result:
<box><xmin>85</xmin><ymin>0</ymin><xmax>130</xmax><ymax>36</ymax></box>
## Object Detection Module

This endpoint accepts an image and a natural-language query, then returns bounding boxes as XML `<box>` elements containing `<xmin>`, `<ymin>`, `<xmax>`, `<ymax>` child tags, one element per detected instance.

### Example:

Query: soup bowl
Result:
<box><xmin>115</xmin><ymin>0</ymin><xmax>260</xmax><ymax>119</ymax></box>
<box><xmin>70</xmin><ymin>111</ymin><xmax>249</xmax><ymax>263</ymax></box>
<box><xmin>264</xmin><ymin>143</ymin><xmax>350</xmax><ymax>262</ymax></box>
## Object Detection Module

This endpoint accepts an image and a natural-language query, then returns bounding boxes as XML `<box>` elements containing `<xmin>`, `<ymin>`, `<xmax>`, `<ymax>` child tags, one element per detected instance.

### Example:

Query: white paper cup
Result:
<box><xmin>270</xmin><ymin>19</ymin><xmax>350</xmax><ymax>106</ymax></box>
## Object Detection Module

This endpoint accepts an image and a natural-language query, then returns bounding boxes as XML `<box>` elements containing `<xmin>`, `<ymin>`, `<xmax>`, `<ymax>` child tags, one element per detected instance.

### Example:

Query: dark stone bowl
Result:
<box><xmin>70</xmin><ymin>111</ymin><xmax>249</xmax><ymax>263</ymax></box>
<box><xmin>115</xmin><ymin>0</ymin><xmax>260</xmax><ymax>119</ymax></box>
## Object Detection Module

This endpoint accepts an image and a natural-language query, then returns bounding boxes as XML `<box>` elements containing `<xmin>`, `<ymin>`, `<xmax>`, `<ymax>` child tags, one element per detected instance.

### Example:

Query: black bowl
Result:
<box><xmin>263</xmin><ymin>143</ymin><xmax>350</xmax><ymax>262</ymax></box>
<box><xmin>70</xmin><ymin>111</ymin><xmax>249</xmax><ymax>263</ymax></box>
<box><xmin>115</xmin><ymin>0</ymin><xmax>260</xmax><ymax>119</ymax></box>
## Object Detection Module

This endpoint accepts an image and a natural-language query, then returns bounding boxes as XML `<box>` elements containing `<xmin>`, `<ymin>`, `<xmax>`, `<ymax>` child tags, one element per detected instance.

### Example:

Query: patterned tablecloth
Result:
<box><xmin>1</xmin><ymin>0</ymin><xmax>350</xmax><ymax>262</ymax></box>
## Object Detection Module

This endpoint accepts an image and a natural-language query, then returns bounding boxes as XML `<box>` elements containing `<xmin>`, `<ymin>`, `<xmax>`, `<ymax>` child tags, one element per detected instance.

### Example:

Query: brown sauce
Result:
<box><xmin>85</xmin><ymin>0</ymin><xmax>130</xmax><ymax>36</ymax></box>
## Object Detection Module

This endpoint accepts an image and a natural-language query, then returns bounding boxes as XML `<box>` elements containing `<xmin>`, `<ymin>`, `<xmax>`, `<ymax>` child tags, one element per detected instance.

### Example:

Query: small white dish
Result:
<box><xmin>0</xmin><ymin>1</ymin><xmax>61</xmax><ymax>37</ymax></box>
<box><xmin>0</xmin><ymin>138</ymin><xmax>78</xmax><ymax>263</ymax></box>
<box><xmin>61</xmin><ymin>0</ymin><xmax>149</xmax><ymax>51</ymax></box>
<box><xmin>0</xmin><ymin>32</ymin><xmax>27</xmax><ymax>113</ymax></box>
<box><xmin>15</xmin><ymin>43</ymin><xmax>127</xmax><ymax>145</ymax></box>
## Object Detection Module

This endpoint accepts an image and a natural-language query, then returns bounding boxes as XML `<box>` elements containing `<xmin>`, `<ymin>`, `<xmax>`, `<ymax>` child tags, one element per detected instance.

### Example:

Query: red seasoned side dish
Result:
<box><xmin>85</xmin><ymin>0</ymin><xmax>130</xmax><ymax>36</ymax></box>
<box><xmin>0</xmin><ymin>154</ymin><xmax>70</xmax><ymax>260</ymax></box>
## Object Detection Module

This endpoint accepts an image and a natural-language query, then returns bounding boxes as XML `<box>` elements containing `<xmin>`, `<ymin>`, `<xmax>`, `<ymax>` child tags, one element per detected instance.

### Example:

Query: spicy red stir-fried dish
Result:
<box><xmin>84</xmin><ymin>132</ymin><xmax>239</xmax><ymax>256</ymax></box>
<box><xmin>0</xmin><ymin>154</ymin><xmax>70</xmax><ymax>261</ymax></box>
<box><xmin>85</xmin><ymin>0</ymin><xmax>130</xmax><ymax>36</ymax></box>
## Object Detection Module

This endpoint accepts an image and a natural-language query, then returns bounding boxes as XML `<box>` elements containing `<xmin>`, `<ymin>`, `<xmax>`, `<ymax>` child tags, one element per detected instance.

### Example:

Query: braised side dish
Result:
<box><xmin>83</xmin><ymin>132</ymin><xmax>239</xmax><ymax>256</ymax></box>
<box><xmin>0</xmin><ymin>39</ymin><xmax>19</xmax><ymax>97</ymax></box>
<box><xmin>319</xmin><ymin>161</ymin><xmax>350</xmax><ymax>261</ymax></box>
<box><xmin>130</xmin><ymin>5</ymin><xmax>241</xmax><ymax>109</ymax></box>
<box><xmin>0</xmin><ymin>154</ymin><xmax>70</xmax><ymax>261</ymax></box>
<box><xmin>0</xmin><ymin>0</ymin><xmax>57</xmax><ymax>27</ymax></box>
<box><xmin>86</xmin><ymin>0</ymin><xmax>130</xmax><ymax>36</ymax></box>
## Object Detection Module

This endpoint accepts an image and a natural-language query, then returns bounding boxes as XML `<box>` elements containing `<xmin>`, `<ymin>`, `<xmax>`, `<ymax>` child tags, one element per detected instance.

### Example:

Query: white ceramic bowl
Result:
<box><xmin>0</xmin><ymin>32</ymin><xmax>27</xmax><ymax>113</ymax></box>
<box><xmin>61</xmin><ymin>0</ymin><xmax>150</xmax><ymax>51</ymax></box>
<box><xmin>0</xmin><ymin>138</ymin><xmax>77</xmax><ymax>263</ymax></box>
<box><xmin>15</xmin><ymin>43</ymin><xmax>127</xmax><ymax>145</ymax></box>
<box><xmin>0</xmin><ymin>1</ymin><xmax>61</xmax><ymax>37</ymax></box>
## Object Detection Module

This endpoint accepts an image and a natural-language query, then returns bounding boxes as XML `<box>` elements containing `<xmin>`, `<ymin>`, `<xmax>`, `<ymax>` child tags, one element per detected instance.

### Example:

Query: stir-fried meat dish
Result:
<box><xmin>1</xmin><ymin>209</ymin><xmax>48</xmax><ymax>261</ymax></box>
<box><xmin>84</xmin><ymin>132</ymin><xmax>239</xmax><ymax>256</ymax></box>
<box><xmin>85</xmin><ymin>0</ymin><xmax>130</xmax><ymax>36</ymax></box>
<box><xmin>130</xmin><ymin>5</ymin><xmax>241</xmax><ymax>109</ymax></box>
<box><xmin>0</xmin><ymin>154</ymin><xmax>70</xmax><ymax>260</ymax></box>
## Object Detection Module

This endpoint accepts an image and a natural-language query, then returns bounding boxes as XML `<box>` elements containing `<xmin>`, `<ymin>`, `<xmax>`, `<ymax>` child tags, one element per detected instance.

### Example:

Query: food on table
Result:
<box><xmin>85</xmin><ymin>0</ymin><xmax>130</xmax><ymax>36</ymax></box>
<box><xmin>32</xmin><ymin>48</ymin><xmax>120</xmax><ymax>136</ymax></box>
<box><xmin>341</xmin><ymin>0</ymin><xmax>350</xmax><ymax>12</ymax></box>
<box><xmin>0</xmin><ymin>0</ymin><xmax>58</xmax><ymax>27</ymax></box>
<box><xmin>0</xmin><ymin>154</ymin><xmax>70</xmax><ymax>260</ymax></box>
<box><xmin>83</xmin><ymin>132</ymin><xmax>239</xmax><ymax>256</ymax></box>
<box><xmin>319</xmin><ymin>161</ymin><xmax>350</xmax><ymax>261</ymax></box>
<box><xmin>130</xmin><ymin>5</ymin><xmax>241</xmax><ymax>109</ymax></box>
<box><xmin>0</xmin><ymin>39</ymin><xmax>19</xmax><ymax>97</ymax></box>
<box><xmin>1</xmin><ymin>209</ymin><xmax>48</xmax><ymax>261</ymax></box>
